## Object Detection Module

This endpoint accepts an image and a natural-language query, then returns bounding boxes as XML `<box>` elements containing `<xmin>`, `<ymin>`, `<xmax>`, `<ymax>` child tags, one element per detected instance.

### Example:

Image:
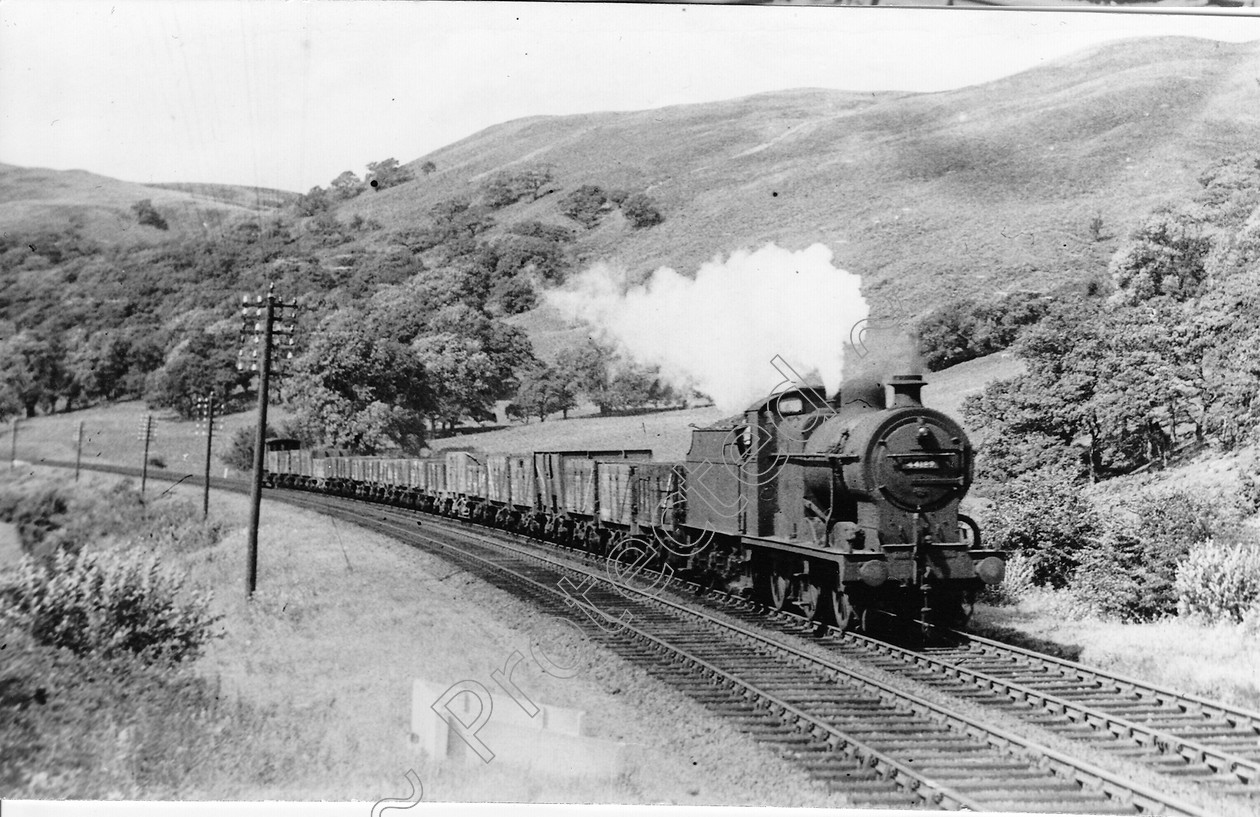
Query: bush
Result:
<box><xmin>131</xmin><ymin>199</ymin><xmax>169</xmax><ymax>231</ymax></box>
<box><xmin>0</xmin><ymin>478</ymin><xmax>225</xmax><ymax>559</ymax></box>
<box><xmin>917</xmin><ymin>292</ymin><xmax>1051</xmax><ymax>371</ymax></box>
<box><xmin>0</xmin><ymin>625</ymin><xmax>330</xmax><ymax>798</ymax></box>
<box><xmin>0</xmin><ymin>484</ymin><xmax>70</xmax><ymax>553</ymax></box>
<box><xmin>973</xmin><ymin>466</ymin><xmax>1096</xmax><ymax>588</ymax></box>
<box><xmin>478</xmin><ymin>167</ymin><xmax>554</xmax><ymax>208</ymax></box>
<box><xmin>1</xmin><ymin>547</ymin><xmax>219</xmax><ymax>663</ymax></box>
<box><xmin>1072</xmin><ymin>489</ymin><xmax>1244</xmax><ymax>622</ymax></box>
<box><xmin>1176</xmin><ymin>539</ymin><xmax>1260</xmax><ymax>624</ymax></box>
<box><xmin>1072</xmin><ymin>525</ymin><xmax>1179</xmax><ymax>621</ymax></box>
<box><xmin>558</xmin><ymin>185</ymin><xmax>609</xmax><ymax>228</ymax></box>
<box><xmin>222</xmin><ymin>425</ymin><xmax>276</xmax><ymax>472</ymax></box>
<box><xmin>621</xmin><ymin>192</ymin><xmax>664</xmax><ymax>228</ymax></box>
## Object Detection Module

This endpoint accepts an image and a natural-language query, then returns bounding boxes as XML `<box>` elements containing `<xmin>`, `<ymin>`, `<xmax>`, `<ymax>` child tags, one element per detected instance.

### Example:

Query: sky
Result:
<box><xmin>1</xmin><ymin>1</ymin><xmax>1258</xmax><ymax>193</ymax></box>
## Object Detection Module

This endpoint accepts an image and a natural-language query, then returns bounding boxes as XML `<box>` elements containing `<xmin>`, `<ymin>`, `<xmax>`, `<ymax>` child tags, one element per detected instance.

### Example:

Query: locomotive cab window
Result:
<box><xmin>775</xmin><ymin>395</ymin><xmax>806</xmax><ymax>416</ymax></box>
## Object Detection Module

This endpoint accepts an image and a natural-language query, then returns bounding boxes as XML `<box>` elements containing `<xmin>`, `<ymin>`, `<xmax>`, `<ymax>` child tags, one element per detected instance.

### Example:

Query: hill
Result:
<box><xmin>335</xmin><ymin>36</ymin><xmax>1260</xmax><ymax>322</ymax></box>
<box><xmin>0</xmin><ymin>163</ymin><xmax>290</xmax><ymax>245</ymax></box>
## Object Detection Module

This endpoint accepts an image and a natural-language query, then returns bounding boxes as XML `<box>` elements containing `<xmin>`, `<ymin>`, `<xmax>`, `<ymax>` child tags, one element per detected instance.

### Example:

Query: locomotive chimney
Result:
<box><xmin>889</xmin><ymin>373</ymin><xmax>924</xmax><ymax>407</ymax></box>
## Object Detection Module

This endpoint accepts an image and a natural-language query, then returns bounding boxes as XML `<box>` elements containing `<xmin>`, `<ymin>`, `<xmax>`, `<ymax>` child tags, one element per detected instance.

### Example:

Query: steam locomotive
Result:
<box><xmin>266</xmin><ymin>372</ymin><xmax>1006</xmax><ymax>634</ymax></box>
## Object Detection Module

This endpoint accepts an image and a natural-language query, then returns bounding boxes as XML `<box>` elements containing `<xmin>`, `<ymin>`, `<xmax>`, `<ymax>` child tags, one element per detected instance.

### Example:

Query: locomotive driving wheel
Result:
<box><xmin>768</xmin><ymin>565</ymin><xmax>791</xmax><ymax>612</ymax></box>
<box><xmin>827</xmin><ymin>586</ymin><xmax>859</xmax><ymax>632</ymax></box>
<box><xmin>797</xmin><ymin>581</ymin><xmax>821</xmax><ymax>623</ymax></box>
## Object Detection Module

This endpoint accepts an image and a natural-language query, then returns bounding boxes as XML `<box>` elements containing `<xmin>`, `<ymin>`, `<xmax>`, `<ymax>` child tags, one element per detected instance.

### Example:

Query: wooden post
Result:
<box><xmin>75</xmin><ymin>421</ymin><xmax>84</xmax><ymax>481</ymax></box>
<box><xmin>140</xmin><ymin>414</ymin><xmax>153</xmax><ymax>495</ymax></box>
<box><xmin>246</xmin><ymin>292</ymin><xmax>275</xmax><ymax>597</ymax></box>
<box><xmin>203</xmin><ymin>395</ymin><xmax>214</xmax><ymax>519</ymax></box>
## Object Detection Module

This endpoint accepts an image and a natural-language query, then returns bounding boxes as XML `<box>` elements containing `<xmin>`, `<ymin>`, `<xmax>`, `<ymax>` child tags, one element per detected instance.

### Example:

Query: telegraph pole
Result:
<box><xmin>9</xmin><ymin>418</ymin><xmax>17</xmax><ymax>471</ymax></box>
<box><xmin>239</xmin><ymin>284</ymin><xmax>299</xmax><ymax>597</ymax></box>
<box><xmin>137</xmin><ymin>414</ymin><xmax>155</xmax><ymax>495</ymax></box>
<box><xmin>75</xmin><ymin>421</ymin><xmax>85</xmax><ymax>482</ymax></box>
<box><xmin>194</xmin><ymin>393</ymin><xmax>220</xmax><ymax>520</ymax></box>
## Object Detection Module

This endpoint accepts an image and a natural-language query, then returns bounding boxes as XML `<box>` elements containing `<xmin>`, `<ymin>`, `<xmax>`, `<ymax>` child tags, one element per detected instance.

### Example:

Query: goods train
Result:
<box><xmin>265</xmin><ymin>373</ymin><xmax>1006</xmax><ymax>633</ymax></box>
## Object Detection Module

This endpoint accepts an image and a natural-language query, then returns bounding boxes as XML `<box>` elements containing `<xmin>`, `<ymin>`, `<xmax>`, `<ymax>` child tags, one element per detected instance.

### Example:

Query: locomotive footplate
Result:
<box><xmin>845</xmin><ymin>544</ymin><xmax>979</xmax><ymax>584</ymax></box>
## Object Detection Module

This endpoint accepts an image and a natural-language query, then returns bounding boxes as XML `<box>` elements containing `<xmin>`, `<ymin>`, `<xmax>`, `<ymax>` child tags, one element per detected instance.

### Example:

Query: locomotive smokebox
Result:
<box><xmin>889</xmin><ymin>374</ymin><xmax>925</xmax><ymax>407</ymax></box>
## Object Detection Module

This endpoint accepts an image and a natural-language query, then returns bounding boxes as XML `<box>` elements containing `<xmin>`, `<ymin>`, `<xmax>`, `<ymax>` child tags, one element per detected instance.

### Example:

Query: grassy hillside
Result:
<box><xmin>337</xmin><ymin>37</ymin><xmax>1260</xmax><ymax>320</ymax></box>
<box><xmin>145</xmin><ymin>181</ymin><xmax>297</xmax><ymax>211</ymax></box>
<box><xmin>0</xmin><ymin>164</ymin><xmax>288</xmax><ymax>245</ymax></box>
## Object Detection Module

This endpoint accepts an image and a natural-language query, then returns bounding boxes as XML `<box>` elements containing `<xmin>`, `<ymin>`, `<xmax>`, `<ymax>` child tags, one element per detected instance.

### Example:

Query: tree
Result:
<box><xmin>514</xmin><ymin>363</ymin><xmax>576</xmax><ymax>422</ymax></box>
<box><xmin>366</xmin><ymin>158</ymin><xmax>414</xmax><ymax>192</ymax></box>
<box><xmin>488</xmin><ymin>275</ymin><xmax>537</xmax><ymax>316</ymax></box>
<box><xmin>0</xmin><ymin>332</ymin><xmax>67</xmax><ymax>417</ymax></box>
<box><xmin>420</xmin><ymin>160</ymin><xmax>437</xmax><ymax>176</ymax></box>
<box><xmin>412</xmin><ymin>306</ymin><xmax>536</xmax><ymax>430</ymax></box>
<box><xmin>558</xmin><ymin>185</ymin><xmax>609</xmax><ymax>228</ymax></box>
<box><xmin>1109</xmin><ymin>213</ymin><xmax>1211</xmax><ymax>303</ymax></box>
<box><xmin>295</xmin><ymin>185</ymin><xmax>331</xmax><ymax>217</ymax></box>
<box><xmin>492</xmin><ymin>232</ymin><xmax>570</xmax><ymax>284</ymax></box>
<box><xmin>131</xmin><ymin>199</ymin><xmax>169</xmax><ymax>231</ymax></box>
<box><xmin>329</xmin><ymin>170</ymin><xmax>366</xmax><ymax>200</ymax></box>
<box><xmin>288</xmin><ymin>309</ymin><xmax>433</xmax><ymax>453</ymax></box>
<box><xmin>66</xmin><ymin>330</ymin><xmax>133</xmax><ymax>406</ymax></box>
<box><xmin>621</xmin><ymin>192</ymin><xmax>664</xmax><ymax>228</ymax></box>
<box><xmin>917</xmin><ymin>292</ymin><xmax>1051</xmax><ymax>371</ymax></box>
<box><xmin>479</xmin><ymin>166</ymin><xmax>555</xmax><ymax>208</ymax></box>
<box><xmin>555</xmin><ymin>337</ymin><xmax>614</xmax><ymax>413</ymax></box>
<box><xmin>143</xmin><ymin>329</ymin><xmax>249</xmax><ymax>419</ymax></box>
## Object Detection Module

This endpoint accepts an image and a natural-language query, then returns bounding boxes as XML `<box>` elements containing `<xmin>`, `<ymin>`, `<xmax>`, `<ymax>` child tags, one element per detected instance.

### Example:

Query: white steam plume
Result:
<box><xmin>546</xmin><ymin>243</ymin><xmax>868</xmax><ymax>414</ymax></box>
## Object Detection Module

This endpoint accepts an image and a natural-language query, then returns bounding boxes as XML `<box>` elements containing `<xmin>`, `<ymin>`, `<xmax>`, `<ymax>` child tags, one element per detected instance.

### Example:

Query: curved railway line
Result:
<box><xmin>31</xmin><ymin>459</ymin><xmax>1259</xmax><ymax>813</ymax></box>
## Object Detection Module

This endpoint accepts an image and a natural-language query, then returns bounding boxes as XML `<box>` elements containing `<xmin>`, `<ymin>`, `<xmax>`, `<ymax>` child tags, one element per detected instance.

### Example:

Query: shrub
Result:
<box><xmin>558</xmin><ymin>185</ymin><xmax>609</xmax><ymax>228</ymax></box>
<box><xmin>621</xmin><ymin>192</ymin><xmax>664</xmax><ymax>228</ymax></box>
<box><xmin>1176</xmin><ymin>539</ymin><xmax>1260</xmax><ymax>624</ymax></box>
<box><xmin>1072</xmin><ymin>524</ymin><xmax>1179</xmax><ymax>621</ymax></box>
<box><xmin>917</xmin><ymin>291</ymin><xmax>1051</xmax><ymax>371</ymax></box>
<box><xmin>0</xmin><ymin>478</ymin><xmax>225</xmax><ymax>559</ymax></box>
<box><xmin>1</xmin><ymin>548</ymin><xmax>219</xmax><ymax>663</ymax></box>
<box><xmin>973</xmin><ymin>466</ymin><xmax>1096</xmax><ymax>588</ymax></box>
<box><xmin>1072</xmin><ymin>489</ymin><xmax>1244</xmax><ymax>622</ymax></box>
<box><xmin>131</xmin><ymin>199</ymin><xmax>169</xmax><ymax>231</ymax></box>
<box><xmin>0</xmin><ymin>484</ymin><xmax>70</xmax><ymax>553</ymax></box>
<box><xmin>222</xmin><ymin>425</ymin><xmax>276</xmax><ymax>472</ymax></box>
<box><xmin>0</xmin><ymin>625</ymin><xmax>330</xmax><ymax>798</ymax></box>
<box><xmin>478</xmin><ymin>167</ymin><xmax>554</xmax><ymax>208</ymax></box>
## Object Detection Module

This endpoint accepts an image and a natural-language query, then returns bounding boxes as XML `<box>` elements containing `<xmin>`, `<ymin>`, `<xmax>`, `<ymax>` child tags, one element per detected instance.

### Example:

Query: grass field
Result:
<box><xmin>5</xmin><ymin>400</ymin><xmax>292</xmax><ymax>480</ymax></box>
<box><xmin>2</xmin><ymin>468</ymin><xmax>851</xmax><ymax>806</ymax></box>
<box><xmin>973</xmin><ymin>592</ymin><xmax>1260</xmax><ymax>712</ymax></box>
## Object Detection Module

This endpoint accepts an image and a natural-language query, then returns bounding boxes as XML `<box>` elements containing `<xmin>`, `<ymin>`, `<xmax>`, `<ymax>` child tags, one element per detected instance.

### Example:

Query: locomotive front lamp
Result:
<box><xmin>976</xmin><ymin>556</ymin><xmax>1006</xmax><ymax>586</ymax></box>
<box><xmin>859</xmin><ymin>559</ymin><xmax>889</xmax><ymax>588</ymax></box>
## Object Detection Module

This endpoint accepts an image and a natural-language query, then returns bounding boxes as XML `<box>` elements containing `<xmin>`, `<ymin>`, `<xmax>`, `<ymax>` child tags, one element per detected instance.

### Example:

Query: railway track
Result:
<box><xmin>699</xmin><ymin>598</ymin><xmax>1260</xmax><ymax>811</ymax></box>
<box><xmin>269</xmin><ymin>487</ymin><xmax>1206</xmax><ymax>814</ymax></box>
<box><xmin>27</xmin><ymin>460</ymin><xmax>1243</xmax><ymax>812</ymax></box>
